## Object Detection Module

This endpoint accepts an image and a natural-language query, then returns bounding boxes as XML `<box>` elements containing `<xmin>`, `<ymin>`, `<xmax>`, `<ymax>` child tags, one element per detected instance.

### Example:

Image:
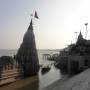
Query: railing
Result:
<box><xmin>43</xmin><ymin>53</ymin><xmax>59</xmax><ymax>60</ymax></box>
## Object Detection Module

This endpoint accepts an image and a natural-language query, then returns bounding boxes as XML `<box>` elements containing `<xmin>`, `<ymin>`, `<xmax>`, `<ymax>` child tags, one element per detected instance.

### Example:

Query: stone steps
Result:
<box><xmin>0</xmin><ymin>69</ymin><xmax>23</xmax><ymax>86</ymax></box>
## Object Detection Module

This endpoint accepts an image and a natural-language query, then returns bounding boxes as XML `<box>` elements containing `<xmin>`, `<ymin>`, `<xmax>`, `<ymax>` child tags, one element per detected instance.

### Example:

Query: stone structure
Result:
<box><xmin>0</xmin><ymin>19</ymin><xmax>39</xmax><ymax>85</ymax></box>
<box><xmin>70</xmin><ymin>31</ymin><xmax>90</xmax><ymax>56</ymax></box>
<box><xmin>16</xmin><ymin>19</ymin><xmax>39</xmax><ymax>77</ymax></box>
<box><xmin>56</xmin><ymin>31</ymin><xmax>90</xmax><ymax>74</ymax></box>
<box><xmin>0</xmin><ymin>56</ymin><xmax>21</xmax><ymax>85</ymax></box>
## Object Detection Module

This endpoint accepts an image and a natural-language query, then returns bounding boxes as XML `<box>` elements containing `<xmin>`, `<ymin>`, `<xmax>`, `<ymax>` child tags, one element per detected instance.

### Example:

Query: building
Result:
<box><xmin>16</xmin><ymin>19</ymin><xmax>39</xmax><ymax>77</ymax></box>
<box><xmin>56</xmin><ymin>31</ymin><xmax>90</xmax><ymax>74</ymax></box>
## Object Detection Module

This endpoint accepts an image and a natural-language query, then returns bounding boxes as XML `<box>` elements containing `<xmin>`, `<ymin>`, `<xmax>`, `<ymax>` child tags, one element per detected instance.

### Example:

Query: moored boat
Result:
<box><xmin>41</xmin><ymin>65</ymin><xmax>51</xmax><ymax>74</ymax></box>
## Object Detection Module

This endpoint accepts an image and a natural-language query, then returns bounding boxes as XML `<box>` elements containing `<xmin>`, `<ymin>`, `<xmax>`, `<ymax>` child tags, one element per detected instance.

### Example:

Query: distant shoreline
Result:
<box><xmin>0</xmin><ymin>49</ymin><xmax>61</xmax><ymax>50</ymax></box>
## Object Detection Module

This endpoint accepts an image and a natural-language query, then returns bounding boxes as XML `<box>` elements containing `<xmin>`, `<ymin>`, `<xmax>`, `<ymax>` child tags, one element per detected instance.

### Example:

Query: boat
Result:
<box><xmin>41</xmin><ymin>65</ymin><xmax>51</xmax><ymax>74</ymax></box>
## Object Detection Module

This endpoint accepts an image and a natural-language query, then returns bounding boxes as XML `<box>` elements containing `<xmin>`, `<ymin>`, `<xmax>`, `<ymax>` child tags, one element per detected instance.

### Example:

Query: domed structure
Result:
<box><xmin>16</xmin><ymin>19</ymin><xmax>39</xmax><ymax>77</ymax></box>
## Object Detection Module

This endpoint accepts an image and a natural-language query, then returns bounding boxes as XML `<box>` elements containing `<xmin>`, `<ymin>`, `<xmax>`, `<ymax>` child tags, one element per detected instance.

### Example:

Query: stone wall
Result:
<box><xmin>68</xmin><ymin>56</ymin><xmax>85</xmax><ymax>74</ymax></box>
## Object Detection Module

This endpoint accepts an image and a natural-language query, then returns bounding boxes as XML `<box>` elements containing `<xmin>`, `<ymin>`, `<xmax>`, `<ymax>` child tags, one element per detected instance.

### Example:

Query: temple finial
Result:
<box><xmin>28</xmin><ymin>19</ymin><xmax>33</xmax><ymax>30</ymax></box>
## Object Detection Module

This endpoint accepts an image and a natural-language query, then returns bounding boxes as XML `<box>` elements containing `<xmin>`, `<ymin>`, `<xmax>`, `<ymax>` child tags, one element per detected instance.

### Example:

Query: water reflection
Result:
<box><xmin>39</xmin><ymin>65</ymin><xmax>61</xmax><ymax>89</ymax></box>
<box><xmin>16</xmin><ymin>65</ymin><xmax>61</xmax><ymax>90</ymax></box>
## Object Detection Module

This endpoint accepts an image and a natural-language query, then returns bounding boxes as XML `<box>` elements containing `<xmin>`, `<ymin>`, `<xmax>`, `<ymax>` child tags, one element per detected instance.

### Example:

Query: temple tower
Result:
<box><xmin>16</xmin><ymin>19</ymin><xmax>39</xmax><ymax>77</ymax></box>
<box><xmin>76</xmin><ymin>31</ymin><xmax>85</xmax><ymax>45</ymax></box>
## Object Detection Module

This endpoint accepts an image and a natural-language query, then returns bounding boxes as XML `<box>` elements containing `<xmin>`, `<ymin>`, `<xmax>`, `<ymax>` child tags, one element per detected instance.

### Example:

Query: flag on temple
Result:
<box><xmin>34</xmin><ymin>11</ymin><xmax>39</xmax><ymax>19</ymax></box>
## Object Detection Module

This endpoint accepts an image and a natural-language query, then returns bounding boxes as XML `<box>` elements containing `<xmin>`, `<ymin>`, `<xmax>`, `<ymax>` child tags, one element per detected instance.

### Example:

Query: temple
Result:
<box><xmin>70</xmin><ymin>31</ymin><xmax>90</xmax><ymax>55</ymax></box>
<box><xmin>55</xmin><ymin>31</ymin><xmax>90</xmax><ymax>74</ymax></box>
<box><xmin>16</xmin><ymin>19</ymin><xmax>39</xmax><ymax>77</ymax></box>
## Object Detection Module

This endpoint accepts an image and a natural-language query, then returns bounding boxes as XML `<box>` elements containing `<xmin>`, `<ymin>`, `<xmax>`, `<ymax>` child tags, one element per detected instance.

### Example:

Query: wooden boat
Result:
<box><xmin>41</xmin><ymin>65</ymin><xmax>51</xmax><ymax>74</ymax></box>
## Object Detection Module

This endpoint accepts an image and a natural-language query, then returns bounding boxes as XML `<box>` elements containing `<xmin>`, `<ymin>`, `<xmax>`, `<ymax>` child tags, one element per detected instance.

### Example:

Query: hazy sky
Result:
<box><xmin>0</xmin><ymin>0</ymin><xmax>90</xmax><ymax>49</ymax></box>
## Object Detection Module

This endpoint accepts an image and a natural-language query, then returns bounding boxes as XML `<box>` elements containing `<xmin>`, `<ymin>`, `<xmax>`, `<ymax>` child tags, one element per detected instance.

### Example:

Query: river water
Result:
<box><xmin>0</xmin><ymin>49</ymin><xmax>63</xmax><ymax>90</ymax></box>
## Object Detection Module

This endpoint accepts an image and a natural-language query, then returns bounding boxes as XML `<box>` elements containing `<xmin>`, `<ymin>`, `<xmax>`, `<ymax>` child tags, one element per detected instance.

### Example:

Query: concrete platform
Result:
<box><xmin>42</xmin><ymin>68</ymin><xmax>90</xmax><ymax>90</ymax></box>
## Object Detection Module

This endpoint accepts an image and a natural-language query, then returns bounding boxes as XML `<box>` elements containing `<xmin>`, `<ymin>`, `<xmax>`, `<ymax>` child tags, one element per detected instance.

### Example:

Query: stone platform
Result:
<box><xmin>42</xmin><ymin>68</ymin><xmax>90</xmax><ymax>90</ymax></box>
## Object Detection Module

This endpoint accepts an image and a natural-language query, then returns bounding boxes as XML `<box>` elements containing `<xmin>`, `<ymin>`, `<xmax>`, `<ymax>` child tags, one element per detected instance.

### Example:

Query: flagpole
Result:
<box><xmin>30</xmin><ymin>11</ymin><xmax>39</xmax><ymax>31</ymax></box>
<box><xmin>30</xmin><ymin>13</ymin><xmax>35</xmax><ymax>28</ymax></box>
<box><xmin>74</xmin><ymin>31</ymin><xmax>78</xmax><ymax>42</ymax></box>
<box><xmin>85</xmin><ymin>23</ymin><xmax>88</xmax><ymax>39</ymax></box>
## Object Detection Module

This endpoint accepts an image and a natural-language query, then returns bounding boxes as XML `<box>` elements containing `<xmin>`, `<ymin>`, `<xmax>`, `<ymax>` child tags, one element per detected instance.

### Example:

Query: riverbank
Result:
<box><xmin>0</xmin><ymin>75</ymin><xmax>39</xmax><ymax>90</ymax></box>
<box><xmin>1</xmin><ymin>68</ymin><xmax>90</xmax><ymax>90</ymax></box>
<box><xmin>0</xmin><ymin>73</ymin><xmax>68</xmax><ymax>90</ymax></box>
<box><xmin>0</xmin><ymin>66</ymin><xmax>62</xmax><ymax>90</ymax></box>
<box><xmin>42</xmin><ymin>68</ymin><xmax>90</xmax><ymax>90</ymax></box>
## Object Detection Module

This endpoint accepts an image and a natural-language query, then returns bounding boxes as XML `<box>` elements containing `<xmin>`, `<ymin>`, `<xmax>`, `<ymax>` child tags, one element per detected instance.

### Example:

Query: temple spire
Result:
<box><xmin>76</xmin><ymin>31</ymin><xmax>84</xmax><ymax>45</ymax></box>
<box><xmin>16</xmin><ymin>18</ymin><xmax>39</xmax><ymax>77</ymax></box>
<box><xmin>77</xmin><ymin>31</ymin><xmax>83</xmax><ymax>41</ymax></box>
<box><xmin>28</xmin><ymin>19</ymin><xmax>33</xmax><ymax>30</ymax></box>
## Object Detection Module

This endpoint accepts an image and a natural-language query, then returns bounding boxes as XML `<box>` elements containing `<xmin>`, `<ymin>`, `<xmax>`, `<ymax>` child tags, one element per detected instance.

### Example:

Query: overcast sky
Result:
<box><xmin>0</xmin><ymin>0</ymin><xmax>90</xmax><ymax>49</ymax></box>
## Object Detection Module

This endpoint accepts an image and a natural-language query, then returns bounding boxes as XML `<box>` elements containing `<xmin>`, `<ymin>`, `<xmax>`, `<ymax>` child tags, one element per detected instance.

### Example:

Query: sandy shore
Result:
<box><xmin>42</xmin><ymin>68</ymin><xmax>90</xmax><ymax>90</ymax></box>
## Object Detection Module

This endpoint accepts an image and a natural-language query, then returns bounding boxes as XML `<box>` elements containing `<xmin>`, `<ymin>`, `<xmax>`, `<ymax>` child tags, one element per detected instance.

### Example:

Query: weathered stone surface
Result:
<box><xmin>16</xmin><ymin>19</ymin><xmax>39</xmax><ymax>77</ymax></box>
